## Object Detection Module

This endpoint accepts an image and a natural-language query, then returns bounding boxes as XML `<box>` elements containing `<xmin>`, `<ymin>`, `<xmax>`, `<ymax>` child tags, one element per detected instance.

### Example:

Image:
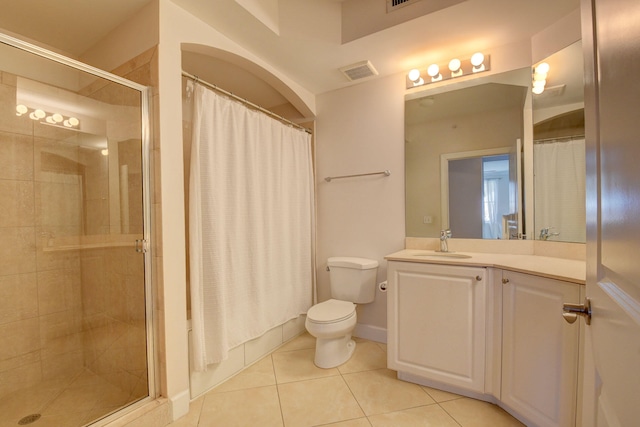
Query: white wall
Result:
<box><xmin>314</xmin><ymin>40</ymin><xmax>535</xmax><ymax>334</ymax></box>
<box><xmin>315</xmin><ymin>73</ymin><xmax>406</xmax><ymax>332</ymax></box>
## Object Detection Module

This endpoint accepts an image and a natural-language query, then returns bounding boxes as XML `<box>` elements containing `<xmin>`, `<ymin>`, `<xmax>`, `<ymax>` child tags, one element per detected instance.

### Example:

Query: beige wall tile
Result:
<box><xmin>0</xmin><ymin>227</ymin><xmax>36</xmax><ymax>275</ymax></box>
<box><xmin>0</xmin><ymin>180</ymin><xmax>34</xmax><ymax>227</ymax></box>
<box><xmin>0</xmin><ymin>273</ymin><xmax>38</xmax><ymax>325</ymax></box>
<box><xmin>0</xmin><ymin>84</ymin><xmax>33</xmax><ymax>136</ymax></box>
<box><xmin>0</xmin><ymin>317</ymin><xmax>40</xmax><ymax>360</ymax></box>
<box><xmin>37</xmin><ymin>268</ymin><xmax>82</xmax><ymax>315</ymax></box>
<box><xmin>0</xmin><ymin>131</ymin><xmax>33</xmax><ymax>181</ymax></box>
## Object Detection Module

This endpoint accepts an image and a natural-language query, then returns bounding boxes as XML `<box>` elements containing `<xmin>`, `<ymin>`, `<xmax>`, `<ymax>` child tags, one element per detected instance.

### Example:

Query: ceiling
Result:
<box><xmin>0</xmin><ymin>0</ymin><xmax>579</xmax><ymax>98</ymax></box>
<box><xmin>172</xmin><ymin>0</ymin><xmax>580</xmax><ymax>95</ymax></box>
<box><xmin>0</xmin><ymin>0</ymin><xmax>579</xmax><ymax>121</ymax></box>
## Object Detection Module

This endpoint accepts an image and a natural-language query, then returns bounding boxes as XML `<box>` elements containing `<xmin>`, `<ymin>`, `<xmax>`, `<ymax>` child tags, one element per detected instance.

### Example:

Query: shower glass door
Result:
<box><xmin>0</xmin><ymin>35</ymin><xmax>152</xmax><ymax>426</ymax></box>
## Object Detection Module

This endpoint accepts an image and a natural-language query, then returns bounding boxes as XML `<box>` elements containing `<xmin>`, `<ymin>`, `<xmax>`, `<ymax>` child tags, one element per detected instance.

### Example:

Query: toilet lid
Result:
<box><xmin>307</xmin><ymin>299</ymin><xmax>355</xmax><ymax>324</ymax></box>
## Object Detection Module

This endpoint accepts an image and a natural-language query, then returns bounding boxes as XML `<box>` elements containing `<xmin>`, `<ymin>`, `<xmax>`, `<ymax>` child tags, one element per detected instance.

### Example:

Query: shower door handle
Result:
<box><xmin>135</xmin><ymin>239</ymin><xmax>148</xmax><ymax>253</ymax></box>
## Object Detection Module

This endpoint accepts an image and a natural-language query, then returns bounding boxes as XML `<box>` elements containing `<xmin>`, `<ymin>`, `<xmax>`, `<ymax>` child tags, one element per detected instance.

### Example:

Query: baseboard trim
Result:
<box><xmin>353</xmin><ymin>323</ymin><xmax>387</xmax><ymax>343</ymax></box>
<box><xmin>170</xmin><ymin>389</ymin><xmax>191</xmax><ymax>421</ymax></box>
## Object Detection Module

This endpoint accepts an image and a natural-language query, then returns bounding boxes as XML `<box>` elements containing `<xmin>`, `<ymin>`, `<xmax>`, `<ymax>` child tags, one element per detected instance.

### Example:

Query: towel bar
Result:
<box><xmin>324</xmin><ymin>170</ymin><xmax>391</xmax><ymax>182</ymax></box>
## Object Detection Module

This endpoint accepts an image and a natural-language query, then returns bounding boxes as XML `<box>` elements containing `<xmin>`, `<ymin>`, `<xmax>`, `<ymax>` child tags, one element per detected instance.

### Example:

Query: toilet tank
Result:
<box><xmin>327</xmin><ymin>257</ymin><xmax>379</xmax><ymax>304</ymax></box>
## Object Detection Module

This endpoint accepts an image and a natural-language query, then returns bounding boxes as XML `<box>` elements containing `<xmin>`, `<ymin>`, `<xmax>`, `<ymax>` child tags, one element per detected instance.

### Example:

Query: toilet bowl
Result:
<box><xmin>306</xmin><ymin>257</ymin><xmax>378</xmax><ymax>368</ymax></box>
<box><xmin>305</xmin><ymin>299</ymin><xmax>357</xmax><ymax>368</ymax></box>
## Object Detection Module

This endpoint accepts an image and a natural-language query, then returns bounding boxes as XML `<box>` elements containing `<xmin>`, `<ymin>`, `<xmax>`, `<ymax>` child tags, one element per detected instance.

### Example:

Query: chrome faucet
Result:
<box><xmin>539</xmin><ymin>227</ymin><xmax>560</xmax><ymax>241</ymax></box>
<box><xmin>439</xmin><ymin>229</ymin><xmax>452</xmax><ymax>252</ymax></box>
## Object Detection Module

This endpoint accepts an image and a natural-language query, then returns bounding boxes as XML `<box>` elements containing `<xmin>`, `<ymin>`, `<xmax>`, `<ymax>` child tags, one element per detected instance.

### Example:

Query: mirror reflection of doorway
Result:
<box><xmin>444</xmin><ymin>150</ymin><xmax>517</xmax><ymax>239</ymax></box>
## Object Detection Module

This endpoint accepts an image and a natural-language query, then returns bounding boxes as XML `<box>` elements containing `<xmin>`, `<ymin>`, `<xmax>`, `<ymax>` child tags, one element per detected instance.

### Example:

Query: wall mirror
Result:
<box><xmin>405</xmin><ymin>68</ymin><xmax>531</xmax><ymax>239</ymax></box>
<box><xmin>404</xmin><ymin>41</ymin><xmax>585</xmax><ymax>242</ymax></box>
<box><xmin>531</xmin><ymin>40</ymin><xmax>585</xmax><ymax>243</ymax></box>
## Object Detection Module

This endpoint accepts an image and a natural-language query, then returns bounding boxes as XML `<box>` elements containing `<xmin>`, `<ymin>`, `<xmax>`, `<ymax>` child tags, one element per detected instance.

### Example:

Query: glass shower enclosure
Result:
<box><xmin>0</xmin><ymin>35</ymin><xmax>153</xmax><ymax>426</ymax></box>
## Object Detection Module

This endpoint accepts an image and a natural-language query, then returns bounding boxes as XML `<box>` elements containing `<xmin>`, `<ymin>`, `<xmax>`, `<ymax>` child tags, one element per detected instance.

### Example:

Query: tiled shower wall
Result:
<box><xmin>0</xmin><ymin>46</ymin><xmax>158</xmax><ymax>401</ymax></box>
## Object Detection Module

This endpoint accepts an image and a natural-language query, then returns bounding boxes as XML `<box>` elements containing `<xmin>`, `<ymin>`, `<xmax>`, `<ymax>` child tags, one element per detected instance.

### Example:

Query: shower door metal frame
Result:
<box><xmin>0</xmin><ymin>32</ymin><xmax>157</xmax><ymax>423</ymax></box>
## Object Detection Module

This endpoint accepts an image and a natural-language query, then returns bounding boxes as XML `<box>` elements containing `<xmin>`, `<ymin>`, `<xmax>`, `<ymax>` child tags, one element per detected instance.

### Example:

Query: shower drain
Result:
<box><xmin>18</xmin><ymin>414</ymin><xmax>41</xmax><ymax>425</ymax></box>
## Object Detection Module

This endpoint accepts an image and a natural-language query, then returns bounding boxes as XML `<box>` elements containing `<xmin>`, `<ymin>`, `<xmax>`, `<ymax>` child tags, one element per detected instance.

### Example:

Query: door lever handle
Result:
<box><xmin>562</xmin><ymin>298</ymin><xmax>591</xmax><ymax>325</ymax></box>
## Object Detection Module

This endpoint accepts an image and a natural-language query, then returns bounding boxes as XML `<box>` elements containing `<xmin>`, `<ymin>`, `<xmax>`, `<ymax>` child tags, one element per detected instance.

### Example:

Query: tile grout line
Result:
<box><xmin>269</xmin><ymin>354</ymin><xmax>287</xmax><ymax>427</ymax></box>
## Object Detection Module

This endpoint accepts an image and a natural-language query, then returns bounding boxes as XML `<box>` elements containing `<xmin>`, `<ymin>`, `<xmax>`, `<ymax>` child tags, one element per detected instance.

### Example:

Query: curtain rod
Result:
<box><xmin>182</xmin><ymin>71</ymin><xmax>311</xmax><ymax>134</ymax></box>
<box><xmin>534</xmin><ymin>134</ymin><xmax>585</xmax><ymax>144</ymax></box>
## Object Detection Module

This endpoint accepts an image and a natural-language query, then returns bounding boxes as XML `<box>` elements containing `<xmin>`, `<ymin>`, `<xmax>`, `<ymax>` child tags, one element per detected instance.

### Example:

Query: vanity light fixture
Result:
<box><xmin>408</xmin><ymin>68</ymin><xmax>424</xmax><ymax>86</ymax></box>
<box><xmin>427</xmin><ymin>64</ymin><xmax>442</xmax><ymax>82</ymax></box>
<box><xmin>16</xmin><ymin>104</ymin><xmax>80</xmax><ymax>129</ymax></box>
<box><xmin>406</xmin><ymin>52</ymin><xmax>490</xmax><ymax>89</ymax></box>
<box><xmin>470</xmin><ymin>52</ymin><xmax>485</xmax><ymax>72</ymax></box>
<box><xmin>532</xmin><ymin>62</ymin><xmax>550</xmax><ymax>94</ymax></box>
<box><xmin>448</xmin><ymin>58</ymin><xmax>462</xmax><ymax>77</ymax></box>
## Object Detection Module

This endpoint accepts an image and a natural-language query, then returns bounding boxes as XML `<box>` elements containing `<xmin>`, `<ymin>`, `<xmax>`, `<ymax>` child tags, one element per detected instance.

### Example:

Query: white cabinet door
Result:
<box><xmin>387</xmin><ymin>262</ymin><xmax>487</xmax><ymax>393</ymax></box>
<box><xmin>501</xmin><ymin>271</ymin><xmax>580</xmax><ymax>427</ymax></box>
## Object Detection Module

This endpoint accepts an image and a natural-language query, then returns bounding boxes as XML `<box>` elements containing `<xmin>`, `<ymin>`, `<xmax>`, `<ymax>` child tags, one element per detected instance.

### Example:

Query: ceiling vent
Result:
<box><xmin>339</xmin><ymin>60</ymin><xmax>379</xmax><ymax>81</ymax></box>
<box><xmin>386</xmin><ymin>0</ymin><xmax>422</xmax><ymax>13</ymax></box>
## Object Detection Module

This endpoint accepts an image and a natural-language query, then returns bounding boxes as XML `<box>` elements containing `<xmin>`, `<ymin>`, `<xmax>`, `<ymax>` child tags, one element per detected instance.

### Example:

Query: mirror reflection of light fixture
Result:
<box><xmin>16</xmin><ymin>104</ymin><xmax>80</xmax><ymax>129</ymax></box>
<box><xmin>532</xmin><ymin>62</ymin><xmax>550</xmax><ymax>94</ymax></box>
<box><xmin>406</xmin><ymin>53</ymin><xmax>490</xmax><ymax>89</ymax></box>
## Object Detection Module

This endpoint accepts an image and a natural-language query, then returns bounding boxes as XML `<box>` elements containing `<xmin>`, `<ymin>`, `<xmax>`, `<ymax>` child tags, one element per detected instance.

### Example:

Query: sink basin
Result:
<box><xmin>411</xmin><ymin>252</ymin><xmax>472</xmax><ymax>259</ymax></box>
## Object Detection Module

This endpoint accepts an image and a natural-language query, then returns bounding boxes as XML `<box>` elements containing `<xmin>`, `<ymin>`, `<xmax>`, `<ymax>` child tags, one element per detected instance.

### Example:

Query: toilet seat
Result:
<box><xmin>307</xmin><ymin>299</ymin><xmax>355</xmax><ymax>324</ymax></box>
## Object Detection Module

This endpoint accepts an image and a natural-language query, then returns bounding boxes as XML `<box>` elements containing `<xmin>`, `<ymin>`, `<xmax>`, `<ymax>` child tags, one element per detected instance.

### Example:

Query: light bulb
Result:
<box><xmin>427</xmin><ymin>64</ymin><xmax>440</xmax><ymax>77</ymax></box>
<box><xmin>533</xmin><ymin>72</ymin><xmax>547</xmax><ymax>81</ymax></box>
<box><xmin>535</xmin><ymin>62</ymin><xmax>550</xmax><ymax>74</ymax></box>
<box><xmin>533</xmin><ymin>80</ymin><xmax>546</xmax><ymax>88</ymax></box>
<box><xmin>68</xmin><ymin>117</ymin><xmax>79</xmax><ymax>127</ymax></box>
<box><xmin>101</xmin><ymin>149</ymin><xmax>109</xmax><ymax>156</ymax></box>
<box><xmin>52</xmin><ymin>113</ymin><xmax>63</xmax><ymax>123</ymax></box>
<box><xmin>34</xmin><ymin>109</ymin><xmax>45</xmax><ymax>119</ymax></box>
<box><xmin>448</xmin><ymin>59</ymin><xmax>461</xmax><ymax>72</ymax></box>
<box><xmin>46</xmin><ymin>116</ymin><xmax>56</xmax><ymax>124</ymax></box>
<box><xmin>471</xmin><ymin>52</ymin><xmax>484</xmax><ymax>67</ymax></box>
<box><xmin>532</xmin><ymin>86</ymin><xmax>544</xmax><ymax>94</ymax></box>
<box><xmin>16</xmin><ymin>104</ymin><xmax>28</xmax><ymax>116</ymax></box>
<box><xmin>408</xmin><ymin>69</ymin><xmax>421</xmax><ymax>82</ymax></box>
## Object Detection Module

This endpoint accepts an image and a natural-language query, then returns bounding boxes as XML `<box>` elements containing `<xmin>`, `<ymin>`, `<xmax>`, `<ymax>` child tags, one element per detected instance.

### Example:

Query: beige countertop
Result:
<box><xmin>385</xmin><ymin>249</ymin><xmax>586</xmax><ymax>284</ymax></box>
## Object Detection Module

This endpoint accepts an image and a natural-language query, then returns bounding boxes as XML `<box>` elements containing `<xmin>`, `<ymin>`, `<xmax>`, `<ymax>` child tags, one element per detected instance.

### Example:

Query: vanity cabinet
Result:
<box><xmin>386</xmin><ymin>258</ymin><xmax>584</xmax><ymax>427</ymax></box>
<box><xmin>387</xmin><ymin>261</ymin><xmax>487</xmax><ymax>394</ymax></box>
<box><xmin>500</xmin><ymin>271</ymin><xmax>581</xmax><ymax>427</ymax></box>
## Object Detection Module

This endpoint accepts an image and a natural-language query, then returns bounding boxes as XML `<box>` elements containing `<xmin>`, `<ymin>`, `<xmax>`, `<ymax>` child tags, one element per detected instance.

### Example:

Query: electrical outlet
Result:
<box><xmin>423</xmin><ymin>215</ymin><xmax>433</xmax><ymax>224</ymax></box>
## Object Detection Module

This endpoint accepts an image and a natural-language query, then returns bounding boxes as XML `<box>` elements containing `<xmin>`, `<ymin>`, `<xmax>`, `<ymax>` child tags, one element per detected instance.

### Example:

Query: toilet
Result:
<box><xmin>305</xmin><ymin>257</ymin><xmax>379</xmax><ymax>368</ymax></box>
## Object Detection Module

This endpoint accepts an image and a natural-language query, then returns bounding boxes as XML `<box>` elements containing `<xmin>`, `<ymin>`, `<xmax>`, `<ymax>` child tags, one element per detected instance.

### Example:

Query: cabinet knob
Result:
<box><xmin>476</xmin><ymin>275</ymin><xmax>482</xmax><ymax>281</ymax></box>
<box><xmin>502</xmin><ymin>278</ymin><xmax>510</xmax><ymax>284</ymax></box>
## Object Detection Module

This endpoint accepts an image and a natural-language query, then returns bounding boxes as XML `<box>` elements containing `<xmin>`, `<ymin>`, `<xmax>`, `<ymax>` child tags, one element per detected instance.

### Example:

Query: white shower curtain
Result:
<box><xmin>534</xmin><ymin>138</ymin><xmax>586</xmax><ymax>242</ymax></box>
<box><xmin>189</xmin><ymin>83</ymin><xmax>314</xmax><ymax>370</ymax></box>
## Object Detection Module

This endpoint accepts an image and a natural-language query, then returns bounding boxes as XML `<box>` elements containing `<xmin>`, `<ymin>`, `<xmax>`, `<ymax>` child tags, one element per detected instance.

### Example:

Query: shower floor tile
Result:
<box><xmin>0</xmin><ymin>368</ymin><xmax>135</xmax><ymax>427</ymax></box>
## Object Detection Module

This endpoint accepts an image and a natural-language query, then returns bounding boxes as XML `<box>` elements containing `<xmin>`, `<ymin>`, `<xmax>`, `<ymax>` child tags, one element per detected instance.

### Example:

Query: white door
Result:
<box><xmin>581</xmin><ymin>0</ymin><xmax>640</xmax><ymax>425</ymax></box>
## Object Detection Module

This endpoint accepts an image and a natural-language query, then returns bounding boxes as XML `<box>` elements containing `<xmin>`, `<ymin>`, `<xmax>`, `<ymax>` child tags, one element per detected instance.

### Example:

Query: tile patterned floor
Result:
<box><xmin>0</xmin><ymin>369</ymin><xmax>140</xmax><ymax>427</ymax></box>
<box><xmin>168</xmin><ymin>333</ymin><xmax>525</xmax><ymax>427</ymax></box>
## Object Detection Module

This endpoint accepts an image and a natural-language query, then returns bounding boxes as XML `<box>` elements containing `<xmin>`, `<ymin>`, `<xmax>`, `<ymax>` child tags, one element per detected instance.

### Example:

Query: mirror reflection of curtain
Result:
<box><xmin>483</xmin><ymin>178</ymin><xmax>500</xmax><ymax>238</ymax></box>
<box><xmin>534</xmin><ymin>138</ymin><xmax>586</xmax><ymax>242</ymax></box>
